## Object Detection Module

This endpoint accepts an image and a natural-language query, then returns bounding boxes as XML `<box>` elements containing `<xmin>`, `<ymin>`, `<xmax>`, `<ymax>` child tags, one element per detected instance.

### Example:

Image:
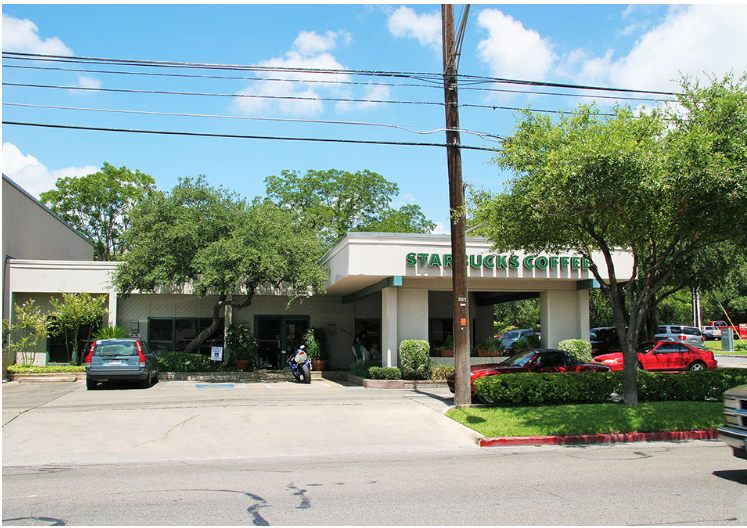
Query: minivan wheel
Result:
<box><xmin>86</xmin><ymin>377</ymin><xmax>97</xmax><ymax>390</ymax></box>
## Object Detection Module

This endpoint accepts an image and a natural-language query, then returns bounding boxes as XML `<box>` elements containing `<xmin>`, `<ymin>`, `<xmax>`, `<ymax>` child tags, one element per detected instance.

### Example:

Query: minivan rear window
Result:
<box><xmin>93</xmin><ymin>341</ymin><xmax>139</xmax><ymax>357</ymax></box>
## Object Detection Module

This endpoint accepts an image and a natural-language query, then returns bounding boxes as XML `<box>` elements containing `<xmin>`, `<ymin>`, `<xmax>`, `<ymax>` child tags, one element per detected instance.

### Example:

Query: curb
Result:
<box><xmin>479</xmin><ymin>430</ymin><xmax>719</xmax><ymax>447</ymax></box>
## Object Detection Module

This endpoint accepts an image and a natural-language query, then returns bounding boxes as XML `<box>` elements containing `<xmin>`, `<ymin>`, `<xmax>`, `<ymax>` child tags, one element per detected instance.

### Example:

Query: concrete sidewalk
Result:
<box><xmin>2</xmin><ymin>379</ymin><xmax>481</xmax><ymax>467</ymax></box>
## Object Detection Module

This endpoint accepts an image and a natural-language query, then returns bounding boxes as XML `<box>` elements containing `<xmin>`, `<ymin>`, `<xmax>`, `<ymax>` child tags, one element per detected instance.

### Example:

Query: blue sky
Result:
<box><xmin>3</xmin><ymin>4</ymin><xmax>746</xmax><ymax>233</ymax></box>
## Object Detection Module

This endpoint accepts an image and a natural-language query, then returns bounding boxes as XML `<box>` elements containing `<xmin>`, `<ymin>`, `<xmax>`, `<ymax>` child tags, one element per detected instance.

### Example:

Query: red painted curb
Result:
<box><xmin>479</xmin><ymin>430</ymin><xmax>718</xmax><ymax>447</ymax></box>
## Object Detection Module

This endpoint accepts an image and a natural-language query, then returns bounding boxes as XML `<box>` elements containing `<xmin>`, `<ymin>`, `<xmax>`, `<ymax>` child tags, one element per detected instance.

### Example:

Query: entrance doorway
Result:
<box><xmin>255</xmin><ymin>315</ymin><xmax>310</xmax><ymax>369</ymax></box>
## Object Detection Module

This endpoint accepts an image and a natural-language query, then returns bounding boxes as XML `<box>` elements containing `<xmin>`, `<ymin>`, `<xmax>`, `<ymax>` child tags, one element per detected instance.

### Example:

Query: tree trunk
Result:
<box><xmin>184</xmin><ymin>294</ymin><xmax>227</xmax><ymax>354</ymax></box>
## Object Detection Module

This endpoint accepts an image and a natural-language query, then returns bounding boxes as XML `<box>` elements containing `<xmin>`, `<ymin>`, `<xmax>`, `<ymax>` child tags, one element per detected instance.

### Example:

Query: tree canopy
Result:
<box><xmin>265</xmin><ymin>169</ymin><xmax>435</xmax><ymax>248</ymax></box>
<box><xmin>475</xmin><ymin>73</ymin><xmax>747</xmax><ymax>405</ymax></box>
<box><xmin>40</xmin><ymin>162</ymin><xmax>158</xmax><ymax>261</ymax></box>
<box><xmin>112</xmin><ymin>176</ymin><xmax>328</xmax><ymax>353</ymax></box>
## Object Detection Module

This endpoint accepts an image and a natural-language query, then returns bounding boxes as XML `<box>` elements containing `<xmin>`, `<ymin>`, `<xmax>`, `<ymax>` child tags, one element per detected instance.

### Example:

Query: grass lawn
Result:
<box><xmin>704</xmin><ymin>340</ymin><xmax>747</xmax><ymax>354</ymax></box>
<box><xmin>447</xmin><ymin>401</ymin><xmax>724</xmax><ymax>437</ymax></box>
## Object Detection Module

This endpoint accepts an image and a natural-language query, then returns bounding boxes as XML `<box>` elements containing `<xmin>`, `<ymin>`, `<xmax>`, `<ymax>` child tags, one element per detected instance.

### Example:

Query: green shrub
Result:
<box><xmin>8</xmin><ymin>364</ymin><xmax>85</xmax><ymax>373</ymax></box>
<box><xmin>352</xmin><ymin>360</ymin><xmax>375</xmax><ymax>378</ymax></box>
<box><xmin>399</xmin><ymin>339</ymin><xmax>431</xmax><ymax>380</ymax></box>
<box><xmin>303</xmin><ymin>328</ymin><xmax>325</xmax><ymax>361</ymax></box>
<box><xmin>473</xmin><ymin>368</ymin><xmax>747</xmax><ymax>406</ymax></box>
<box><xmin>430</xmin><ymin>364</ymin><xmax>454</xmax><ymax>380</ymax></box>
<box><xmin>156</xmin><ymin>351</ymin><xmax>229</xmax><ymax>372</ymax></box>
<box><xmin>368</xmin><ymin>367</ymin><xmax>402</xmax><ymax>380</ymax></box>
<box><xmin>557</xmin><ymin>339</ymin><xmax>593</xmax><ymax>363</ymax></box>
<box><xmin>92</xmin><ymin>326</ymin><xmax>129</xmax><ymax>340</ymax></box>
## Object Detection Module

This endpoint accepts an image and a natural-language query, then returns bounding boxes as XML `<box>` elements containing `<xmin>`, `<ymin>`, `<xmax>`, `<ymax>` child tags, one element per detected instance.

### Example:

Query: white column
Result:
<box><xmin>107</xmin><ymin>289</ymin><xmax>118</xmax><ymax>327</ymax></box>
<box><xmin>541</xmin><ymin>290</ymin><xmax>587</xmax><ymax>348</ymax></box>
<box><xmin>396</xmin><ymin>288</ymin><xmax>428</xmax><ymax>344</ymax></box>
<box><xmin>381</xmin><ymin>287</ymin><xmax>398</xmax><ymax>368</ymax></box>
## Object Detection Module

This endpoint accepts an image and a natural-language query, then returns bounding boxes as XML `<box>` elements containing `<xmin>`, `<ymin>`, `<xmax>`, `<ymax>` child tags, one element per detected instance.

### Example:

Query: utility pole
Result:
<box><xmin>442</xmin><ymin>4</ymin><xmax>471</xmax><ymax>407</ymax></box>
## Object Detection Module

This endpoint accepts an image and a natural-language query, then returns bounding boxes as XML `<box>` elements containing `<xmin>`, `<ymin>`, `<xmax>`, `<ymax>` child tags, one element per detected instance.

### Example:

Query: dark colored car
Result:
<box><xmin>592</xmin><ymin>341</ymin><xmax>718</xmax><ymax>371</ymax></box>
<box><xmin>446</xmin><ymin>349</ymin><xmax>610</xmax><ymax>402</ymax></box>
<box><xmin>85</xmin><ymin>338</ymin><xmax>159</xmax><ymax>390</ymax></box>
<box><xmin>499</xmin><ymin>329</ymin><xmax>536</xmax><ymax>353</ymax></box>
<box><xmin>590</xmin><ymin>327</ymin><xmax>621</xmax><ymax>357</ymax></box>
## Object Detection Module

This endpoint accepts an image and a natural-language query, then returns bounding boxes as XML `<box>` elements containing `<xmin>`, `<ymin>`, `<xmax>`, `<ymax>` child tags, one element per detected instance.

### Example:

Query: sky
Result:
<box><xmin>3</xmin><ymin>3</ymin><xmax>746</xmax><ymax>233</ymax></box>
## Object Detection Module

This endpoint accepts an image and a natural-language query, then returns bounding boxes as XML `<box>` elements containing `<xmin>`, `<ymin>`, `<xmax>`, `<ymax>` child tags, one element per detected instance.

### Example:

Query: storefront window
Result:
<box><xmin>148</xmin><ymin>318</ymin><xmax>224</xmax><ymax>354</ymax></box>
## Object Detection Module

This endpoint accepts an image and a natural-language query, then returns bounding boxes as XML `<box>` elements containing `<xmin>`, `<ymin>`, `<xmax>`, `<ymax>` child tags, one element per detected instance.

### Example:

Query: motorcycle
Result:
<box><xmin>287</xmin><ymin>345</ymin><xmax>312</xmax><ymax>383</ymax></box>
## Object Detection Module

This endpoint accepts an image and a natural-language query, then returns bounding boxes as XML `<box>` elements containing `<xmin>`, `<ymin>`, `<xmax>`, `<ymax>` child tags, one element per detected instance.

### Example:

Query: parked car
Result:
<box><xmin>85</xmin><ymin>338</ymin><xmax>158</xmax><ymax>390</ymax></box>
<box><xmin>654</xmin><ymin>325</ymin><xmax>705</xmax><ymax>349</ymax></box>
<box><xmin>499</xmin><ymin>329</ymin><xmax>535</xmax><ymax>352</ymax></box>
<box><xmin>590</xmin><ymin>327</ymin><xmax>622</xmax><ymax>357</ymax></box>
<box><xmin>446</xmin><ymin>349</ymin><xmax>610</xmax><ymax>402</ymax></box>
<box><xmin>700</xmin><ymin>325</ymin><xmax>722</xmax><ymax>340</ymax></box>
<box><xmin>592</xmin><ymin>341</ymin><xmax>717</xmax><ymax>371</ymax></box>
<box><xmin>718</xmin><ymin>384</ymin><xmax>747</xmax><ymax>460</ymax></box>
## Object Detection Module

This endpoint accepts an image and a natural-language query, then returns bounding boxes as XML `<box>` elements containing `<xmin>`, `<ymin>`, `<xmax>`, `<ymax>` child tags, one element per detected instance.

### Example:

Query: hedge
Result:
<box><xmin>156</xmin><ymin>351</ymin><xmax>230</xmax><ymax>372</ymax></box>
<box><xmin>399</xmin><ymin>339</ymin><xmax>431</xmax><ymax>380</ymax></box>
<box><xmin>474</xmin><ymin>368</ymin><xmax>747</xmax><ymax>406</ymax></box>
<box><xmin>368</xmin><ymin>367</ymin><xmax>402</xmax><ymax>380</ymax></box>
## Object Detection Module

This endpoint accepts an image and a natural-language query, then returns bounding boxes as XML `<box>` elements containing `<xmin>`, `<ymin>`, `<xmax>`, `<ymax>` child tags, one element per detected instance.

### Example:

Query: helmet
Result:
<box><xmin>299</xmin><ymin>345</ymin><xmax>306</xmax><ymax>350</ymax></box>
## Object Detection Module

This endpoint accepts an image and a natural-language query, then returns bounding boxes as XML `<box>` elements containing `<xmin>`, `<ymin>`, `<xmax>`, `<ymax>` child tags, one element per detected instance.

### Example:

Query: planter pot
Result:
<box><xmin>441</xmin><ymin>349</ymin><xmax>454</xmax><ymax>357</ymax></box>
<box><xmin>311</xmin><ymin>360</ymin><xmax>327</xmax><ymax>371</ymax></box>
<box><xmin>478</xmin><ymin>350</ymin><xmax>497</xmax><ymax>357</ymax></box>
<box><xmin>234</xmin><ymin>359</ymin><xmax>250</xmax><ymax>370</ymax></box>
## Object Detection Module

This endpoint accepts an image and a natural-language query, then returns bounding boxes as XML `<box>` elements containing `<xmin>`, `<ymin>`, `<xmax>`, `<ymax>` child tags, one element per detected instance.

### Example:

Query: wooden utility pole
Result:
<box><xmin>442</xmin><ymin>4</ymin><xmax>471</xmax><ymax>406</ymax></box>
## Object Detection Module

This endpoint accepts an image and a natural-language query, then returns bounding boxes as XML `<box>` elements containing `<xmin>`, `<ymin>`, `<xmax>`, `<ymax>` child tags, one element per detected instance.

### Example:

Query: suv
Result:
<box><xmin>85</xmin><ymin>338</ymin><xmax>158</xmax><ymax>390</ymax></box>
<box><xmin>499</xmin><ymin>329</ymin><xmax>535</xmax><ymax>352</ymax></box>
<box><xmin>655</xmin><ymin>325</ymin><xmax>706</xmax><ymax>349</ymax></box>
<box><xmin>700</xmin><ymin>325</ymin><xmax>722</xmax><ymax>340</ymax></box>
<box><xmin>718</xmin><ymin>385</ymin><xmax>747</xmax><ymax>460</ymax></box>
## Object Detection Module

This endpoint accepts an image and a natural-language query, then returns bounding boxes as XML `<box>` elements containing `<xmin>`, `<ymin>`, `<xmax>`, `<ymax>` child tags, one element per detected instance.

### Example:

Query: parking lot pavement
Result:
<box><xmin>2</xmin><ymin>379</ymin><xmax>480</xmax><ymax>467</ymax></box>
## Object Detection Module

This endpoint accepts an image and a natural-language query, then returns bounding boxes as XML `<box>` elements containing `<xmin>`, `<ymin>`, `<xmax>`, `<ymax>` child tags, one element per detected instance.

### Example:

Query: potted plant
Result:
<box><xmin>226</xmin><ymin>323</ymin><xmax>258</xmax><ymax>371</ymax></box>
<box><xmin>475</xmin><ymin>336</ymin><xmax>506</xmax><ymax>357</ymax></box>
<box><xmin>304</xmin><ymin>328</ymin><xmax>326</xmax><ymax>371</ymax></box>
<box><xmin>437</xmin><ymin>335</ymin><xmax>454</xmax><ymax>357</ymax></box>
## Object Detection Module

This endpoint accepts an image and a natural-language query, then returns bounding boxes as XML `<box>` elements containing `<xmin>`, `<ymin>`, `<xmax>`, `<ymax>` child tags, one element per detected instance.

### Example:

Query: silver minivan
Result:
<box><xmin>655</xmin><ymin>325</ymin><xmax>706</xmax><ymax>349</ymax></box>
<box><xmin>85</xmin><ymin>338</ymin><xmax>158</xmax><ymax>390</ymax></box>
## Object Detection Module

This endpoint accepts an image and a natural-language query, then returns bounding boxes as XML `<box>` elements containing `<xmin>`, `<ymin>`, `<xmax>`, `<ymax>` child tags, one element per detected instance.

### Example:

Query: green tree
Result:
<box><xmin>112</xmin><ymin>176</ymin><xmax>328</xmax><ymax>354</ymax></box>
<box><xmin>476</xmin><ymin>74</ymin><xmax>747</xmax><ymax>405</ymax></box>
<box><xmin>493</xmin><ymin>298</ymin><xmax>540</xmax><ymax>333</ymax></box>
<box><xmin>40</xmin><ymin>162</ymin><xmax>158</xmax><ymax>260</ymax></box>
<box><xmin>265</xmin><ymin>169</ymin><xmax>435</xmax><ymax>247</ymax></box>
<box><xmin>6</xmin><ymin>300</ymin><xmax>50</xmax><ymax>366</ymax></box>
<box><xmin>49</xmin><ymin>293</ymin><xmax>108</xmax><ymax>364</ymax></box>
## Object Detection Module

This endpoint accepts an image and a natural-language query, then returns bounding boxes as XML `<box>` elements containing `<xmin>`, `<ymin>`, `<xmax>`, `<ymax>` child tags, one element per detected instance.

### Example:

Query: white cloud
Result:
<box><xmin>476</xmin><ymin>9</ymin><xmax>556</xmax><ymax>82</ymax></box>
<box><xmin>2</xmin><ymin>143</ymin><xmax>97</xmax><ymax>199</ymax></box>
<box><xmin>2</xmin><ymin>13</ymin><xmax>73</xmax><ymax>55</ymax></box>
<box><xmin>387</xmin><ymin>6</ymin><xmax>441</xmax><ymax>50</ymax></box>
<box><xmin>233</xmin><ymin>31</ymin><xmax>353</xmax><ymax>117</ymax></box>
<box><xmin>570</xmin><ymin>5</ymin><xmax>747</xmax><ymax>92</ymax></box>
<box><xmin>433</xmin><ymin>222</ymin><xmax>450</xmax><ymax>235</ymax></box>
<box><xmin>77</xmin><ymin>76</ymin><xmax>102</xmax><ymax>89</ymax></box>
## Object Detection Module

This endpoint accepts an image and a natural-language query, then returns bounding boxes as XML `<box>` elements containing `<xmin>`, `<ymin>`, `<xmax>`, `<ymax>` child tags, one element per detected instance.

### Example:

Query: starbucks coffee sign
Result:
<box><xmin>405</xmin><ymin>252</ymin><xmax>590</xmax><ymax>270</ymax></box>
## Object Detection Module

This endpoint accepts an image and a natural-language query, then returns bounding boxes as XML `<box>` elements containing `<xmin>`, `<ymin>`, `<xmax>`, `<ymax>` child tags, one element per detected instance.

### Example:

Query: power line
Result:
<box><xmin>2</xmin><ymin>82</ymin><xmax>615</xmax><ymax>116</ymax></box>
<box><xmin>2</xmin><ymin>63</ymin><xmax>668</xmax><ymax>103</ymax></box>
<box><xmin>2</xmin><ymin>120</ymin><xmax>501</xmax><ymax>151</ymax></box>
<box><xmin>2</xmin><ymin>102</ymin><xmax>505</xmax><ymax>142</ymax></box>
<box><xmin>2</xmin><ymin>51</ymin><xmax>680</xmax><ymax>97</ymax></box>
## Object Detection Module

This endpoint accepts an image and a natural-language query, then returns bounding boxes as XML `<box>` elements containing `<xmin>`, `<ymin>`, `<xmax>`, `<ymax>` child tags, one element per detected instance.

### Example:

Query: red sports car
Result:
<box><xmin>592</xmin><ymin>341</ymin><xmax>718</xmax><ymax>371</ymax></box>
<box><xmin>446</xmin><ymin>349</ymin><xmax>610</xmax><ymax>400</ymax></box>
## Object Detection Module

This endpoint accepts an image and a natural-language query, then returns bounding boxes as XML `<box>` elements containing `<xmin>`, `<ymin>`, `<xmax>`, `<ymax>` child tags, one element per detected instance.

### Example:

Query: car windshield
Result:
<box><xmin>591</xmin><ymin>328</ymin><xmax>615</xmax><ymax>341</ymax></box>
<box><xmin>636</xmin><ymin>342</ymin><xmax>657</xmax><ymax>354</ymax></box>
<box><xmin>502</xmin><ymin>350</ymin><xmax>536</xmax><ymax>367</ymax></box>
<box><xmin>93</xmin><ymin>341</ymin><xmax>139</xmax><ymax>357</ymax></box>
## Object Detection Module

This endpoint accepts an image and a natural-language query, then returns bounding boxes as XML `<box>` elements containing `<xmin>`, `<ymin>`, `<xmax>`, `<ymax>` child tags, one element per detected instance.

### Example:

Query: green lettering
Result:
<box><xmin>443</xmin><ymin>254</ymin><xmax>453</xmax><ymax>267</ymax></box>
<box><xmin>406</xmin><ymin>253</ymin><xmax>417</xmax><ymax>266</ymax></box>
<box><xmin>572</xmin><ymin>257</ymin><xmax>581</xmax><ymax>270</ymax></box>
<box><xmin>535</xmin><ymin>256</ymin><xmax>549</xmax><ymax>269</ymax></box>
<box><xmin>428</xmin><ymin>253</ymin><xmax>442</xmax><ymax>267</ymax></box>
<box><xmin>582</xmin><ymin>258</ymin><xmax>591</xmax><ymax>270</ymax></box>
<box><xmin>469</xmin><ymin>255</ymin><xmax>482</xmax><ymax>268</ymax></box>
<box><xmin>484</xmin><ymin>255</ymin><xmax>495</xmax><ymax>268</ymax></box>
<box><xmin>524</xmin><ymin>256</ymin><xmax>535</xmax><ymax>269</ymax></box>
<box><xmin>550</xmin><ymin>256</ymin><xmax>559</xmax><ymax>269</ymax></box>
<box><xmin>560</xmin><ymin>256</ymin><xmax>570</xmax><ymax>269</ymax></box>
<box><xmin>417</xmin><ymin>253</ymin><xmax>429</xmax><ymax>266</ymax></box>
<box><xmin>497</xmin><ymin>255</ymin><xmax>508</xmax><ymax>268</ymax></box>
<box><xmin>509</xmin><ymin>255</ymin><xmax>520</xmax><ymax>268</ymax></box>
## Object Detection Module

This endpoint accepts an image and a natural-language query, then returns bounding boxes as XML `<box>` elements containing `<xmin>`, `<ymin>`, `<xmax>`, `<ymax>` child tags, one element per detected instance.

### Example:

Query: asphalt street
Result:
<box><xmin>2</xmin><ymin>378</ymin><xmax>746</xmax><ymax>526</ymax></box>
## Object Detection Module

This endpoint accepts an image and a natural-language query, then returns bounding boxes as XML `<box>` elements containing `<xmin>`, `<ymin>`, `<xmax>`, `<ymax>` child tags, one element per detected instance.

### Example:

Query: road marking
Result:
<box><xmin>195</xmin><ymin>384</ymin><xmax>234</xmax><ymax>389</ymax></box>
<box><xmin>262</xmin><ymin>382</ymin><xmax>272</xmax><ymax>389</ymax></box>
<box><xmin>315</xmin><ymin>381</ymin><xmax>330</xmax><ymax>387</ymax></box>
